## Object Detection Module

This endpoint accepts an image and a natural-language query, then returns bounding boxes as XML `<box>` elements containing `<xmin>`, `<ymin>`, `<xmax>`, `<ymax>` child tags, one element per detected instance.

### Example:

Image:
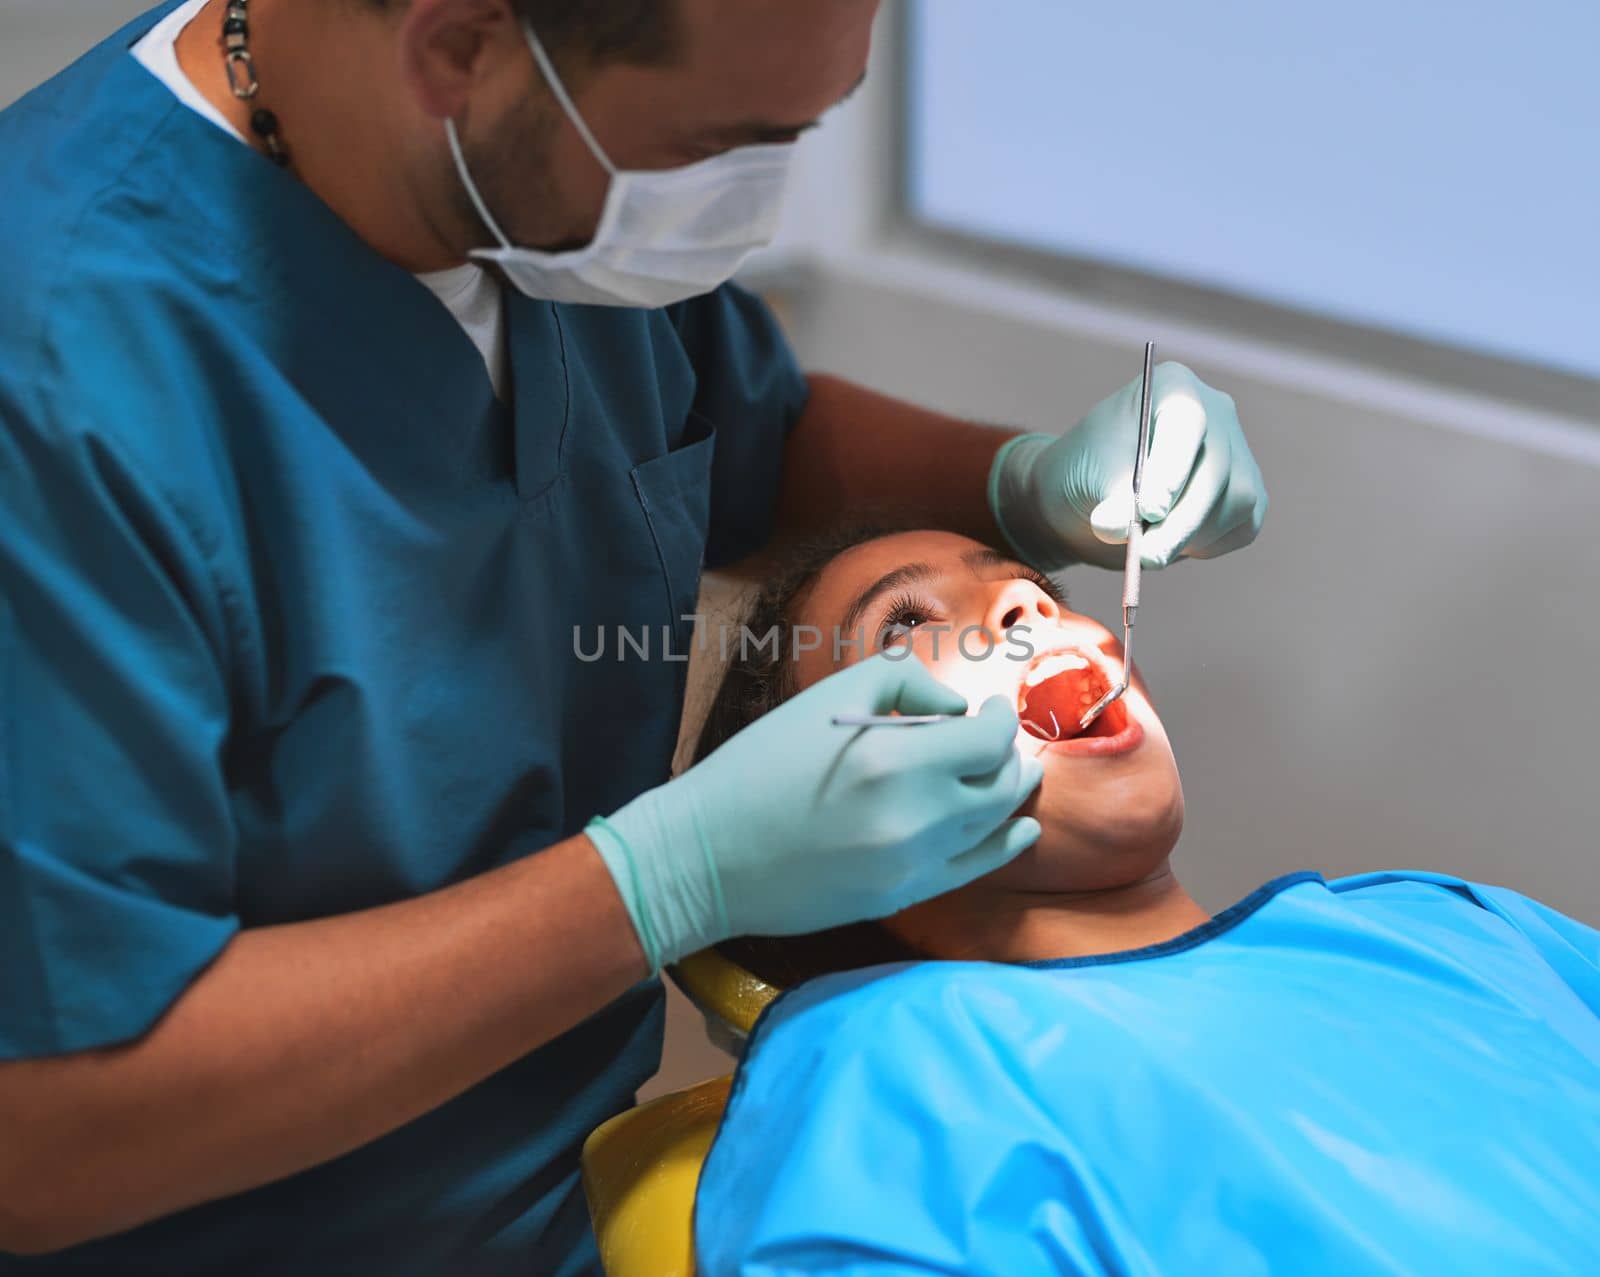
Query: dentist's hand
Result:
<box><xmin>988</xmin><ymin>362</ymin><xmax>1268</xmax><ymax>572</ymax></box>
<box><xmin>585</xmin><ymin>654</ymin><xmax>1043</xmax><ymax>973</ymax></box>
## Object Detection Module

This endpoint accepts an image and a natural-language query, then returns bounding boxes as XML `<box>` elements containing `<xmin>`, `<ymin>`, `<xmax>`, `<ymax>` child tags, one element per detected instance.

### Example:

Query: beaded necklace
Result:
<box><xmin>221</xmin><ymin>0</ymin><xmax>290</xmax><ymax>167</ymax></box>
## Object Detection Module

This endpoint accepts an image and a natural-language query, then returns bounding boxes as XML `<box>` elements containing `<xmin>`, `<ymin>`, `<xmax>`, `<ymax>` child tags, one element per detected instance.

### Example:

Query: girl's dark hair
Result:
<box><xmin>694</xmin><ymin>522</ymin><xmax>929</xmax><ymax>988</ymax></box>
<box><xmin>691</xmin><ymin>520</ymin><xmax>896</xmax><ymax>763</ymax></box>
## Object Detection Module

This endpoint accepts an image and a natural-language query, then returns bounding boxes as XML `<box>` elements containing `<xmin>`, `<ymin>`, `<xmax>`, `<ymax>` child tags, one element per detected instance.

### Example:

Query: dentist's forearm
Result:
<box><xmin>777</xmin><ymin>374</ymin><xmax>1020</xmax><ymax>544</ymax></box>
<box><xmin>0</xmin><ymin>834</ymin><xmax>645</xmax><ymax>1255</ymax></box>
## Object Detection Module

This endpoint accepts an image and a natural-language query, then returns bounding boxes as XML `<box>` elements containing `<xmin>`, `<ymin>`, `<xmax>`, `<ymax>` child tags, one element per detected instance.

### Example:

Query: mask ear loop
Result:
<box><xmin>521</xmin><ymin>21</ymin><xmax>619</xmax><ymax>179</ymax></box>
<box><xmin>445</xmin><ymin>119</ymin><xmax>516</xmax><ymax>252</ymax></box>
<box><xmin>444</xmin><ymin>20</ymin><xmax>617</xmax><ymax>257</ymax></box>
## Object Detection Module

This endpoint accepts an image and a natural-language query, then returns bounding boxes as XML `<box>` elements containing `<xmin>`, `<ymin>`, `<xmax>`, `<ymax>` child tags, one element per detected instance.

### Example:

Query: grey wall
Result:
<box><xmin>773</xmin><ymin>270</ymin><xmax>1600</xmax><ymax>924</ymax></box>
<box><xmin>0</xmin><ymin>0</ymin><xmax>156</xmax><ymax>109</ymax></box>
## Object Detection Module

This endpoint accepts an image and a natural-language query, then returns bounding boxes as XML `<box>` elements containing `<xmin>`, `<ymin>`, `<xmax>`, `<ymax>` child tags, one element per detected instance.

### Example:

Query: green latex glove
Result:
<box><xmin>587</xmin><ymin>653</ymin><xmax>1043</xmax><ymax>973</ymax></box>
<box><xmin>988</xmin><ymin>361</ymin><xmax>1268</xmax><ymax>571</ymax></box>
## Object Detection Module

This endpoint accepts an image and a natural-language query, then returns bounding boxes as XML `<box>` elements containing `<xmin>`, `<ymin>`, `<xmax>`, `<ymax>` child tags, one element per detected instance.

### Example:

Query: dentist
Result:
<box><xmin>0</xmin><ymin>0</ymin><xmax>1266</xmax><ymax>1270</ymax></box>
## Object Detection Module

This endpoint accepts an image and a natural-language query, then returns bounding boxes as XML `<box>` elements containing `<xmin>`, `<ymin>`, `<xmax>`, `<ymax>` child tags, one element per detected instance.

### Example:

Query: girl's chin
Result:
<box><xmin>988</xmin><ymin>808</ymin><xmax>1185</xmax><ymax>890</ymax></box>
<box><xmin>987</xmin><ymin>841</ymin><xmax>1178</xmax><ymax>895</ymax></box>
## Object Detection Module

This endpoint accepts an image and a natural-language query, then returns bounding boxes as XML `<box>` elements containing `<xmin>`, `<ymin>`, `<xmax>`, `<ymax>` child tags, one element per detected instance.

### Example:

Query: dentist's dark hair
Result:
<box><xmin>369</xmin><ymin>0</ymin><xmax>681</xmax><ymax>74</ymax></box>
<box><xmin>518</xmin><ymin>0</ymin><xmax>681</xmax><ymax>71</ymax></box>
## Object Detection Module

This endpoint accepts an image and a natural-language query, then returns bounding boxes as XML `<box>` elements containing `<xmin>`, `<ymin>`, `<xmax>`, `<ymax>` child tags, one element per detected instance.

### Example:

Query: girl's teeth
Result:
<box><xmin>1024</xmin><ymin>651</ymin><xmax>1089</xmax><ymax>687</ymax></box>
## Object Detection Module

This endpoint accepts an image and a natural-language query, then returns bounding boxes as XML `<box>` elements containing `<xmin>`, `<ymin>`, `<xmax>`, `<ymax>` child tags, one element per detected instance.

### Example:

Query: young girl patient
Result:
<box><xmin>690</xmin><ymin>528</ymin><xmax>1600</xmax><ymax>1277</ymax></box>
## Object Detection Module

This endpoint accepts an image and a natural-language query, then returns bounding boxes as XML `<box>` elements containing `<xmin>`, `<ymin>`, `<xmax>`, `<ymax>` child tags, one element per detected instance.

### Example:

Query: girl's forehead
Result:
<box><xmin>804</xmin><ymin>530</ymin><xmax>987</xmax><ymax>618</ymax></box>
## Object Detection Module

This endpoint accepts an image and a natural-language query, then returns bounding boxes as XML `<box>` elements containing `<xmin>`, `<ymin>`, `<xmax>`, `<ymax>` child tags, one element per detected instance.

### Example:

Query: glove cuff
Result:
<box><xmin>585</xmin><ymin>815</ymin><xmax>664</xmax><ymax>975</ymax></box>
<box><xmin>586</xmin><ymin>785</ymin><xmax>731</xmax><ymax>975</ymax></box>
<box><xmin>987</xmin><ymin>432</ymin><xmax>1079</xmax><ymax>573</ymax></box>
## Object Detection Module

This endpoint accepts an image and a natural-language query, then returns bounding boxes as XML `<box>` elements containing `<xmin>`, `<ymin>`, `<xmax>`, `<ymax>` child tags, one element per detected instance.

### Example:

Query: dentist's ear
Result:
<box><xmin>400</xmin><ymin>0</ymin><xmax>521</xmax><ymax>121</ymax></box>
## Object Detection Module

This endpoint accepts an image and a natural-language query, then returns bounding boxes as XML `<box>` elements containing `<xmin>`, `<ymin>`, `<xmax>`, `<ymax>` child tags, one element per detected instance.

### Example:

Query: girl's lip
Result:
<box><xmin>1035</xmin><ymin>712</ymin><xmax>1145</xmax><ymax>758</ymax></box>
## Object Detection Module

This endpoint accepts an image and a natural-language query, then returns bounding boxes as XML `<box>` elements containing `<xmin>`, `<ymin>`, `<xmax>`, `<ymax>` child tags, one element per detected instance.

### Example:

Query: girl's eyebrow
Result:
<box><xmin>961</xmin><ymin>547</ymin><xmax>1032</xmax><ymax>576</ymax></box>
<box><xmin>839</xmin><ymin>561</ymin><xmax>940</xmax><ymax>637</ymax></box>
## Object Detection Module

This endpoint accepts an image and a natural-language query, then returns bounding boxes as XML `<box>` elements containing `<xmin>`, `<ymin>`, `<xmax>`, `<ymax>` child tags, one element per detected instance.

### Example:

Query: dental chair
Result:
<box><xmin>581</xmin><ymin>949</ymin><xmax>782</xmax><ymax>1277</ymax></box>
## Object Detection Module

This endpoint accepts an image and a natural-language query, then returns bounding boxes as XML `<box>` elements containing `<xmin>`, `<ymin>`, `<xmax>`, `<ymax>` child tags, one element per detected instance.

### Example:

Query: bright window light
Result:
<box><xmin>906</xmin><ymin>0</ymin><xmax>1600</xmax><ymax>380</ymax></box>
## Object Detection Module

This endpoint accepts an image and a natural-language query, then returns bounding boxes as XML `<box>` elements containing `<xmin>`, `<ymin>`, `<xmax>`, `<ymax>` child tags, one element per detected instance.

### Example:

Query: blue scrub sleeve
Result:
<box><xmin>668</xmin><ymin>283</ymin><xmax>810</xmax><ymax>569</ymax></box>
<box><xmin>0</xmin><ymin>401</ymin><xmax>239</xmax><ymax>1059</ymax></box>
<box><xmin>695</xmin><ymin>972</ymin><xmax>1063</xmax><ymax>1276</ymax></box>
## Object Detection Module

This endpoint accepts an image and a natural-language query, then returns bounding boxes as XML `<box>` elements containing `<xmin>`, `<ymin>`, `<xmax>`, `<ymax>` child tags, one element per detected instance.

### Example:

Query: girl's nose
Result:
<box><xmin>983</xmin><ymin>577</ymin><xmax>1060</xmax><ymax>639</ymax></box>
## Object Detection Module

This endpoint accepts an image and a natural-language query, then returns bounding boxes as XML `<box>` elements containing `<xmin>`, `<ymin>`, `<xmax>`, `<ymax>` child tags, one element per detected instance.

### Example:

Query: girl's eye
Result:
<box><xmin>879</xmin><ymin>593</ymin><xmax>940</xmax><ymax>647</ymax></box>
<box><xmin>1018</xmin><ymin>565</ymin><xmax>1069</xmax><ymax>608</ymax></box>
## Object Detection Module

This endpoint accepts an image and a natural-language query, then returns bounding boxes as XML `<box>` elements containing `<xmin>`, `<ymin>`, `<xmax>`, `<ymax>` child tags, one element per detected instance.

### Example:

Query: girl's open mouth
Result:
<box><xmin>1017</xmin><ymin>650</ymin><xmax>1145</xmax><ymax>758</ymax></box>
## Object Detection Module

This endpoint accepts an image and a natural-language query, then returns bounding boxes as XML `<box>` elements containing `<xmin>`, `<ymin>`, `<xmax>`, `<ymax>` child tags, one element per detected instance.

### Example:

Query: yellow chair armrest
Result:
<box><xmin>582</xmin><ymin>1073</ymin><xmax>735</xmax><ymax>1277</ymax></box>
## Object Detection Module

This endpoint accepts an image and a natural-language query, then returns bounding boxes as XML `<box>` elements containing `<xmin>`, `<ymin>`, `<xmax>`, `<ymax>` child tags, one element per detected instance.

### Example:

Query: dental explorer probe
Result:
<box><xmin>829</xmin><ymin>714</ymin><xmax>958</xmax><ymax>727</ymax></box>
<box><xmin>834</xmin><ymin>343</ymin><xmax>1156</xmax><ymax>735</ymax></box>
<box><xmin>1076</xmin><ymin>340</ymin><xmax>1156</xmax><ymax>731</ymax></box>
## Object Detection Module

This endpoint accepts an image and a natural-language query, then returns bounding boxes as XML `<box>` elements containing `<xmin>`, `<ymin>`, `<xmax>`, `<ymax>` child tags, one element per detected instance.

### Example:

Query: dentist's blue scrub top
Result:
<box><xmin>696</xmin><ymin>872</ymin><xmax>1600</xmax><ymax>1276</ymax></box>
<box><xmin>0</xmin><ymin>5</ymin><xmax>807</xmax><ymax>1273</ymax></box>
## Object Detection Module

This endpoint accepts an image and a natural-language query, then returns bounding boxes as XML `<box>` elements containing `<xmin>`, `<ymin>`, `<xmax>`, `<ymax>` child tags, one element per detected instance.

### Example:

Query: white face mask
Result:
<box><xmin>445</xmin><ymin>21</ymin><xmax>795</xmax><ymax>308</ymax></box>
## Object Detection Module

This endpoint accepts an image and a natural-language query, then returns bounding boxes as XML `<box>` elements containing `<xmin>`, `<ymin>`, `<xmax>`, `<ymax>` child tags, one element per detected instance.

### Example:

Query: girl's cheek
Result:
<box><xmin>917</xmin><ymin>645</ymin><xmax>1020</xmax><ymax>716</ymax></box>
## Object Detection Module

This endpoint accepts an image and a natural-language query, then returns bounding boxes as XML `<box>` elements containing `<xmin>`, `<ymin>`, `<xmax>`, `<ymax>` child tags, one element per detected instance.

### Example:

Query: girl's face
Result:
<box><xmin>792</xmin><ymin>530</ymin><xmax>1184</xmax><ymax>896</ymax></box>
